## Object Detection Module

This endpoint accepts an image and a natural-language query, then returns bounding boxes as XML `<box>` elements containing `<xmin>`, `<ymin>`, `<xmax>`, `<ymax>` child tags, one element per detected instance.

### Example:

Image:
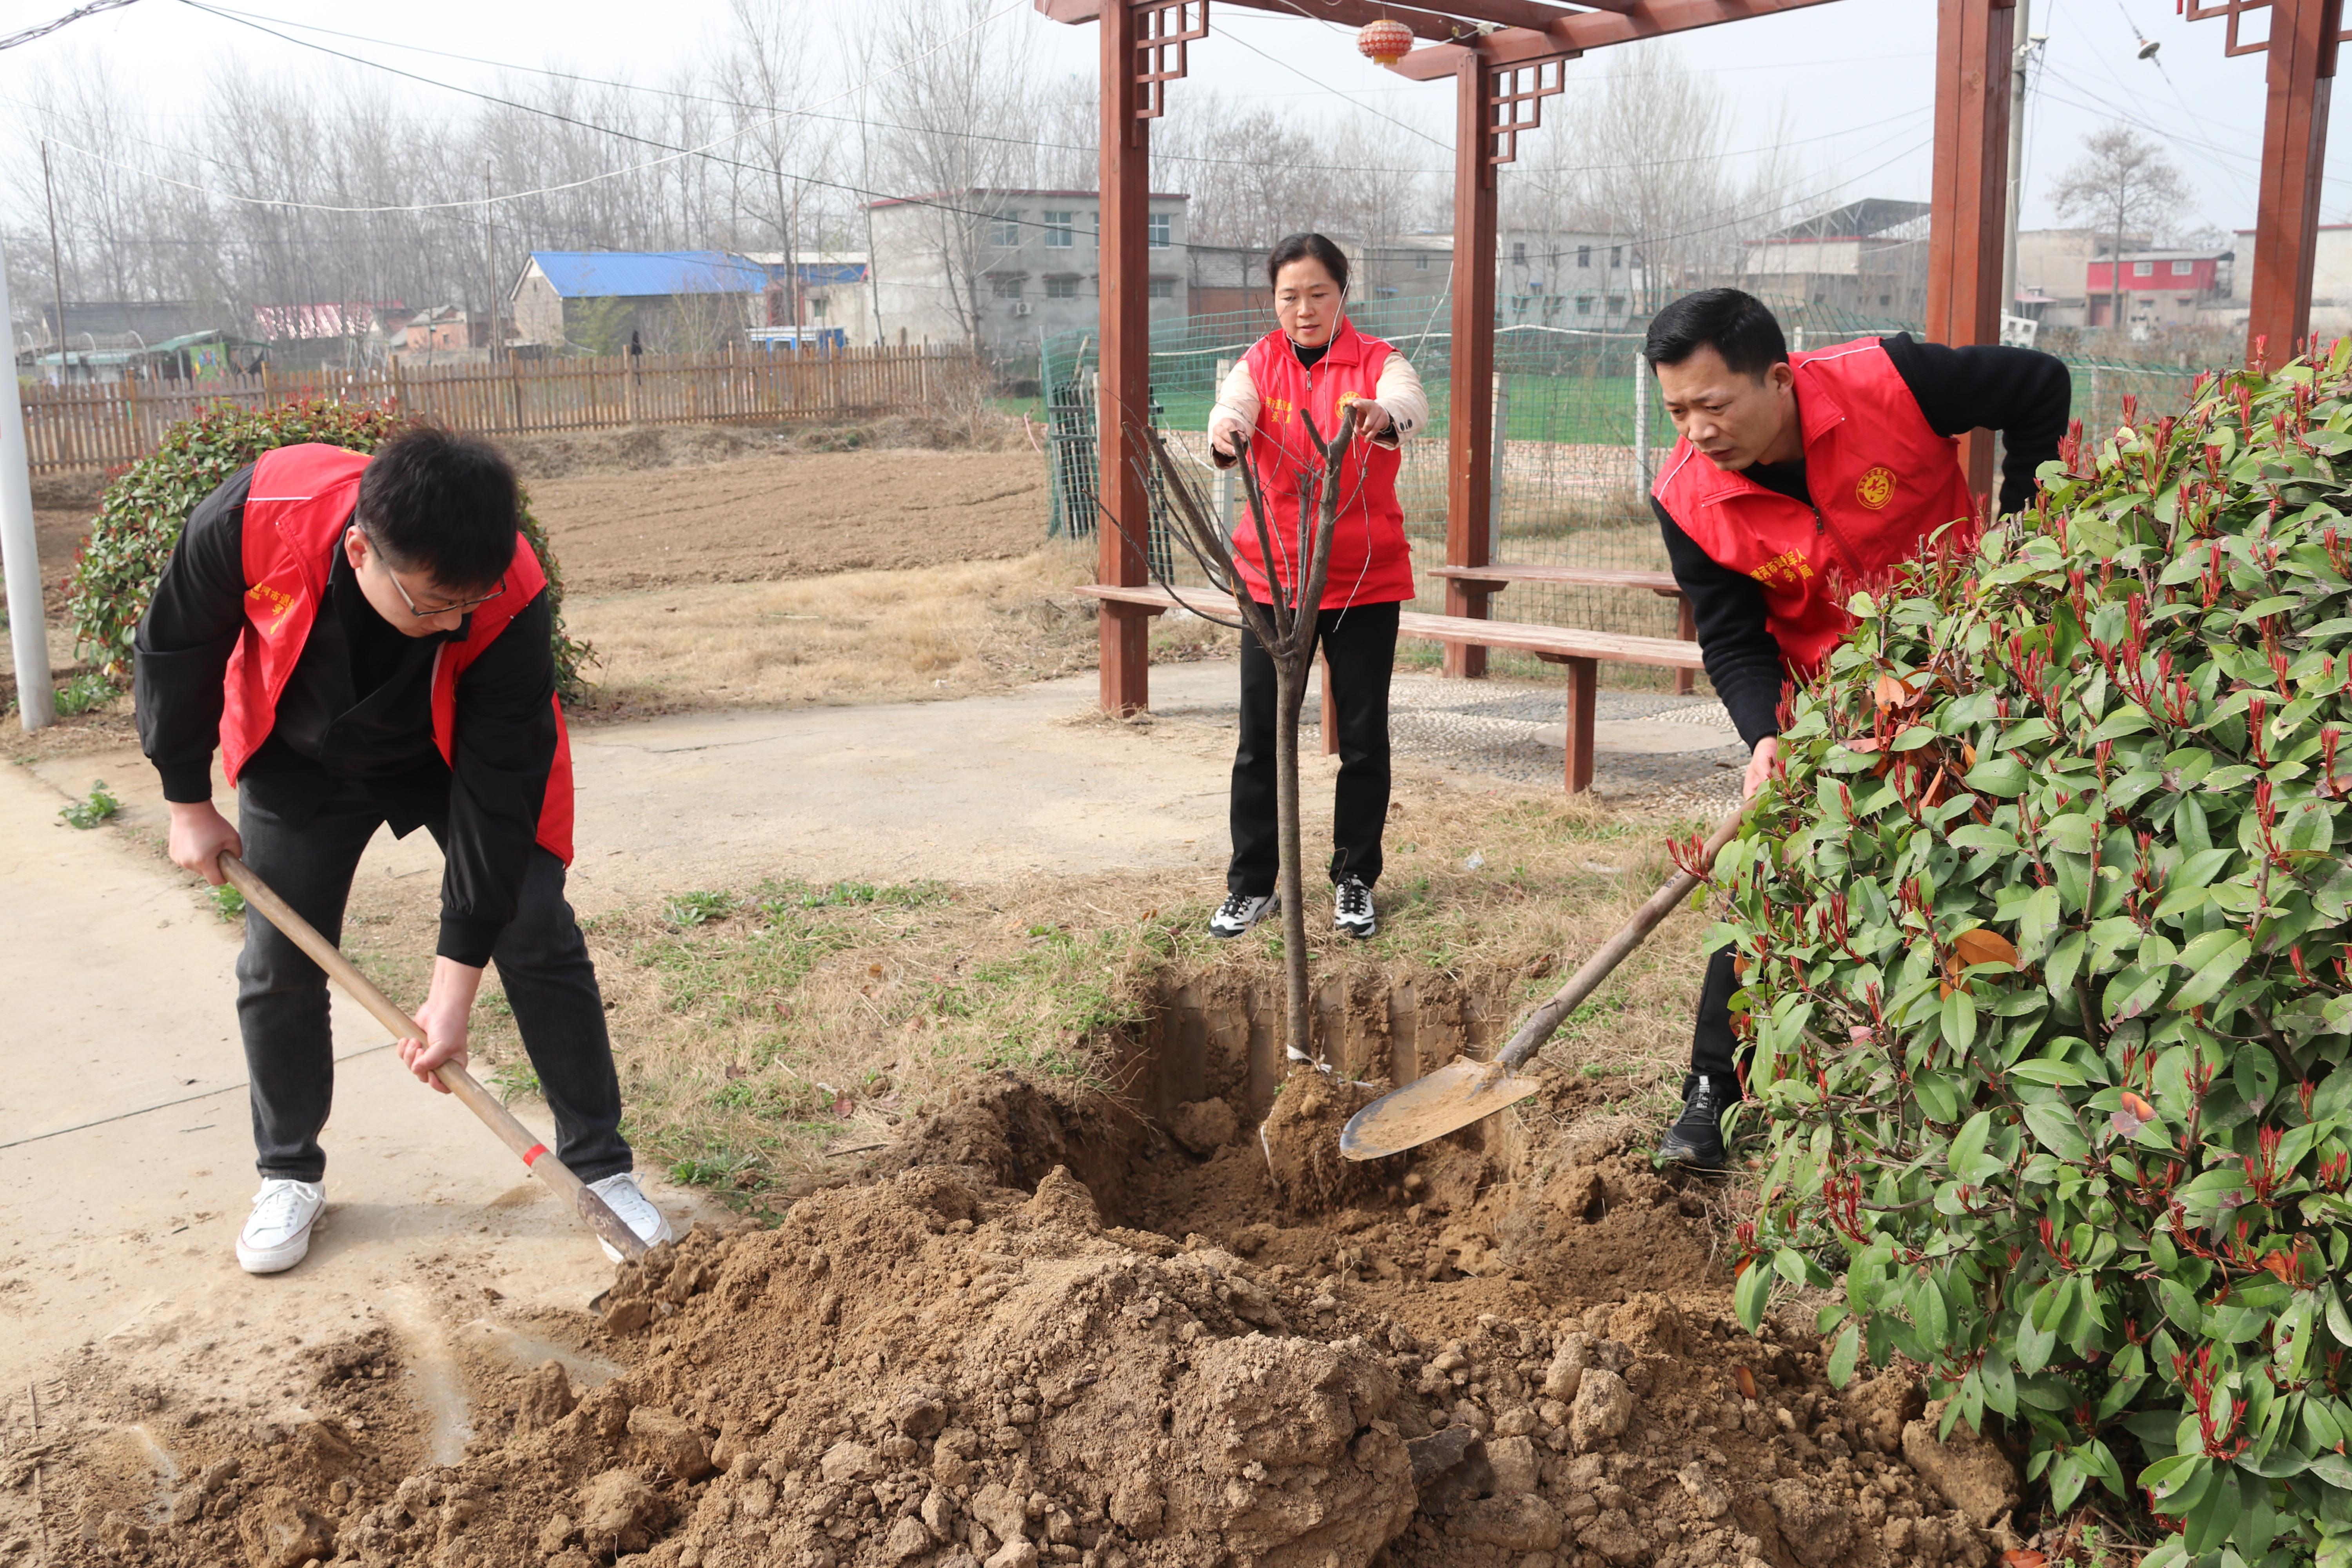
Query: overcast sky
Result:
<box><xmin>0</xmin><ymin>0</ymin><xmax>2340</xmax><ymax>240</ymax></box>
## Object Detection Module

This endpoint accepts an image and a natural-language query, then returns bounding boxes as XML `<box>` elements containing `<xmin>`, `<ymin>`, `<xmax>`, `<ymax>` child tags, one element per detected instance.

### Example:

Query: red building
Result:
<box><xmin>2083</xmin><ymin>248</ymin><xmax>2233</xmax><ymax>329</ymax></box>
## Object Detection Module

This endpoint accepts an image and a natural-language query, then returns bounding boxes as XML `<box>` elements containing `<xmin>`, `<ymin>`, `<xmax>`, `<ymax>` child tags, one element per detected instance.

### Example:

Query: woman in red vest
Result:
<box><xmin>1644</xmin><ymin>288</ymin><xmax>2070</xmax><ymax>1168</ymax></box>
<box><xmin>1205</xmin><ymin>233</ymin><xmax>1428</xmax><ymax>949</ymax></box>
<box><xmin>132</xmin><ymin>427</ymin><xmax>671</xmax><ymax>1274</ymax></box>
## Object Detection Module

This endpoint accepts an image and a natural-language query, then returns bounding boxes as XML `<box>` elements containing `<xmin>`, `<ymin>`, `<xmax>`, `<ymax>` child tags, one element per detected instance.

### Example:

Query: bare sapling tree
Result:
<box><xmin>2050</xmin><ymin>124</ymin><xmax>2190</xmax><ymax>336</ymax></box>
<box><xmin>1123</xmin><ymin>413</ymin><xmax>1355</xmax><ymax>1063</ymax></box>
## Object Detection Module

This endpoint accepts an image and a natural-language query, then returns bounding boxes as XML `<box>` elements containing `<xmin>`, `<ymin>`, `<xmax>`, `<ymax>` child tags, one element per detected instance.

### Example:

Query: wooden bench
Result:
<box><xmin>1427</xmin><ymin>563</ymin><xmax>1699</xmax><ymax>695</ymax></box>
<box><xmin>1076</xmin><ymin>583</ymin><xmax>1706</xmax><ymax>793</ymax></box>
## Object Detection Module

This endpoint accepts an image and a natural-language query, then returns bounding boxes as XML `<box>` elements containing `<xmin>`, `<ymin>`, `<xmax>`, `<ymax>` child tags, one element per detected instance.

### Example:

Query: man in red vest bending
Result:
<box><xmin>134</xmin><ymin>427</ymin><xmax>671</xmax><ymax>1272</ymax></box>
<box><xmin>1646</xmin><ymin>289</ymin><xmax>2069</xmax><ymax>1169</ymax></box>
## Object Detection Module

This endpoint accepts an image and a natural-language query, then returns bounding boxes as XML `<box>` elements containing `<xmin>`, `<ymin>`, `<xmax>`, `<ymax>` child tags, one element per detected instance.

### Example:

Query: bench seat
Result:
<box><xmin>1076</xmin><ymin>581</ymin><xmax>1707</xmax><ymax>792</ymax></box>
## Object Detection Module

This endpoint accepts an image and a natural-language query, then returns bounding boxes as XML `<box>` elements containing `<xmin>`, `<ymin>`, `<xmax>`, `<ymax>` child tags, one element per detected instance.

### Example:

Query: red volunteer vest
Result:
<box><xmin>220</xmin><ymin>443</ymin><xmax>576</xmax><ymax>864</ymax></box>
<box><xmin>1653</xmin><ymin>338</ymin><xmax>1978</xmax><ymax>676</ymax></box>
<box><xmin>1230</xmin><ymin>316</ymin><xmax>1415</xmax><ymax>610</ymax></box>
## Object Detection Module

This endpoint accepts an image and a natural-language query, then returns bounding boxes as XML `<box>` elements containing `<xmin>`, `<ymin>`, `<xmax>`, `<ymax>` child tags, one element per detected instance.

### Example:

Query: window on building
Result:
<box><xmin>1045</xmin><ymin>276</ymin><xmax>1079</xmax><ymax>299</ymax></box>
<box><xmin>1608</xmin><ymin>295</ymin><xmax>1626</xmax><ymax>313</ymax></box>
<box><xmin>1610</xmin><ymin>245</ymin><xmax>1623</xmax><ymax>267</ymax></box>
<box><xmin>1512</xmin><ymin>241</ymin><xmax>1527</xmax><ymax>263</ymax></box>
<box><xmin>991</xmin><ymin>275</ymin><xmax>1025</xmax><ymax>299</ymax></box>
<box><xmin>1415</xmin><ymin>253</ymin><xmax>1430</xmax><ymax>271</ymax></box>
<box><xmin>1879</xmin><ymin>294</ymin><xmax>1892</xmax><ymax>307</ymax></box>
<box><xmin>1147</xmin><ymin>277</ymin><xmax>1176</xmax><ymax>299</ymax></box>
<box><xmin>1376</xmin><ymin>286</ymin><xmax>1399</xmax><ymax>298</ymax></box>
<box><xmin>990</xmin><ymin>211</ymin><xmax>1022</xmax><ymax>247</ymax></box>
<box><xmin>2171</xmin><ymin>259</ymin><xmax>2196</xmax><ymax>276</ymax></box>
<box><xmin>1147</xmin><ymin>213</ymin><xmax>1171</xmax><ymax>249</ymax></box>
<box><xmin>1044</xmin><ymin>211</ymin><xmax>1076</xmax><ymax>249</ymax></box>
<box><xmin>1577</xmin><ymin>245</ymin><xmax>1591</xmax><ymax>268</ymax></box>
<box><xmin>809</xmin><ymin>297</ymin><xmax>828</xmax><ymax>318</ymax></box>
<box><xmin>1575</xmin><ymin>295</ymin><xmax>1594</xmax><ymax>315</ymax></box>
<box><xmin>2133</xmin><ymin>260</ymin><xmax>2155</xmax><ymax>277</ymax></box>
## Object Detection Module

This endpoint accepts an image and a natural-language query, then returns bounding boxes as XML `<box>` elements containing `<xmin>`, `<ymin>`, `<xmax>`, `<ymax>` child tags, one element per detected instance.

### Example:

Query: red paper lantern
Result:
<box><xmin>1356</xmin><ymin>18</ymin><xmax>1413</xmax><ymax>67</ymax></box>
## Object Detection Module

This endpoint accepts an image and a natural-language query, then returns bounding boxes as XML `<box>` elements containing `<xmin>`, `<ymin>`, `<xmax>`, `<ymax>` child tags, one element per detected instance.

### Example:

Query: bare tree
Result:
<box><xmin>869</xmin><ymin>0</ymin><xmax>1038</xmax><ymax>350</ymax></box>
<box><xmin>1134</xmin><ymin>415</ymin><xmax>1356</xmax><ymax>1063</ymax></box>
<box><xmin>2049</xmin><ymin>124</ymin><xmax>2190</xmax><ymax>335</ymax></box>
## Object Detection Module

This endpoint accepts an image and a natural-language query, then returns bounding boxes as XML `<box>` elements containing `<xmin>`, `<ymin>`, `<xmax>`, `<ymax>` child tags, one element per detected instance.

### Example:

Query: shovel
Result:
<box><xmin>218</xmin><ymin>853</ymin><xmax>650</xmax><ymax>1262</ymax></box>
<box><xmin>1339</xmin><ymin>806</ymin><xmax>1745</xmax><ymax>1161</ymax></box>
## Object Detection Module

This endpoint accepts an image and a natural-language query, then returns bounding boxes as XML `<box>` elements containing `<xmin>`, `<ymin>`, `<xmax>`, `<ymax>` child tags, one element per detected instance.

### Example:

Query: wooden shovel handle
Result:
<box><xmin>218</xmin><ymin>853</ymin><xmax>649</xmax><ymax>1262</ymax></box>
<box><xmin>1495</xmin><ymin>806</ymin><xmax>1747</xmax><ymax>1074</ymax></box>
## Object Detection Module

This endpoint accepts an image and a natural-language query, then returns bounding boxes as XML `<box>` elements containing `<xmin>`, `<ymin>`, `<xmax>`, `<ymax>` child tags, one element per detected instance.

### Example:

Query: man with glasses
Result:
<box><xmin>133</xmin><ymin>425</ymin><xmax>670</xmax><ymax>1273</ymax></box>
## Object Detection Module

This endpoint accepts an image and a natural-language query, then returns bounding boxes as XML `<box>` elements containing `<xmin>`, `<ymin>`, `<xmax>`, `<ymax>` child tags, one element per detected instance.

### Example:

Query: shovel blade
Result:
<box><xmin>1339</xmin><ymin>1055</ymin><xmax>1543</xmax><ymax>1161</ymax></box>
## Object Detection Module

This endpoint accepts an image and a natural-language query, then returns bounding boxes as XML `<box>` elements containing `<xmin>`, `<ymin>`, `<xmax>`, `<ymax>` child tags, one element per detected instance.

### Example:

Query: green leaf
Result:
<box><xmin>1827</xmin><ymin>1321</ymin><xmax>1861</xmax><ymax>1389</ymax></box>
<box><xmin>1733</xmin><ymin>1261</ymin><xmax>1771</xmax><ymax>1333</ymax></box>
<box><xmin>2007</xmin><ymin>1059</ymin><xmax>2092</xmax><ymax>1087</ymax></box>
<box><xmin>2046</xmin><ymin>813</ymin><xmax>2098</xmax><ymax>856</ymax></box>
<box><xmin>1964</xmin><ymin>756</ymin><xmax>2031</xmax><ymax>797</ymax></box>
<box><xmin>1941</xmin><ymin>985</ymin><xmax>1978</xmax><ymax>1055</ymax></box>
<box><xmin>1949</xmin><ymin>1111</ymin><xmax>2002</xmax><ymax>1183</ymax></box>
<box><xmin>2171</xmin><ymin>931</ymin><xmax>2253</xmax><ymax>1012</ymax></box>
<box><xmin>2023</xmin><ymin>1100</ymin><xmax>2092</xmax><ymax>1162</ymax></box>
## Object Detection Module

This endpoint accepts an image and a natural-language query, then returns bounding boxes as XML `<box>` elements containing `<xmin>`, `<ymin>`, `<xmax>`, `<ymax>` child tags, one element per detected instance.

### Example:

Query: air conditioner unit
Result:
<box><xmin>1011</xmin><ymin>302</ymin><xmax>1033</xmax><ymax>317</ymax></box>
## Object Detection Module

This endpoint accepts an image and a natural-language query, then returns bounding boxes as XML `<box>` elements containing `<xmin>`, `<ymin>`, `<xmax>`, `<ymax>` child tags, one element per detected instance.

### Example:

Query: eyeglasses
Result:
<box><xmin>354</xmin><ymin>526</ymin><xmax>505</xmax><ymax>617</ymax></box>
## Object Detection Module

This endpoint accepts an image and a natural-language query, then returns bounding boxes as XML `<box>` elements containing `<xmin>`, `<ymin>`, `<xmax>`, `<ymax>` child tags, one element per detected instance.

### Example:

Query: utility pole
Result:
<box><xmin>482</xmin><ymin>161</ymin><xmax>499</xmax><ymax>364</ymax></box>
<box><xmin>2000</xmin><ymin>0</ymin><xmax>2038</xmax><ymax>336</ymax></box>
<box><xmin>41</xmin><ymin>141</ymin><xmax>67</xmax><ymax>380</ymax></box>
<box><xmin>0</xmin><ymin>239</ymin><xmax>56</xmax><ymax>731</ymax></box>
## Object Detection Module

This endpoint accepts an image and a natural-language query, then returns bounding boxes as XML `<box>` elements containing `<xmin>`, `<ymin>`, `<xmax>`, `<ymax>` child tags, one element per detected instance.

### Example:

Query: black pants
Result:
<box><xmin>1687</xmin><ymin>945</ymin><xmax>1744</xmax><ymax>1093</ymax></box>
<box><xmin>1228</xmin><ymin>599</ymin><xmax>1399</xmax><ymax>897</ymax></box>
<box><xmin>235</xmin><ymin>777</ymin><xmax>632</xmax><ymax>1185</ymax></box>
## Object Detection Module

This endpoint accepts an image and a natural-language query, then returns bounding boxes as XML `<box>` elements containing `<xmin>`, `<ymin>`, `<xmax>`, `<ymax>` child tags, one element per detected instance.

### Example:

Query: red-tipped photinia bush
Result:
<box><xmin>1720</xmin><ymin>345</ymin><xmax>2352</xmax><ymax>1566</ymax></box>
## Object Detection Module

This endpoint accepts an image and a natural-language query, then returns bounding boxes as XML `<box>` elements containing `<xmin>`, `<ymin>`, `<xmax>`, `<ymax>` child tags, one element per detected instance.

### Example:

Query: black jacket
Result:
<box><xmin>1655</xmin><ymin>333</ymin><xmax>2071</xmax><ymax>748</ymax></box>
<box><xmin>133</xmin><ymin>465</ymin><xmax>557</xmax><ymax>965</ymax></box>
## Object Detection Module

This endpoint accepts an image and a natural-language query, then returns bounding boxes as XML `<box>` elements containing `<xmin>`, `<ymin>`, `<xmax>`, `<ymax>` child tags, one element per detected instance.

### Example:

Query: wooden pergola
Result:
<box><xmin>1043</xmin><ymin>0</ymin><xmax>2341</xmax><ymax>719</ymax></box>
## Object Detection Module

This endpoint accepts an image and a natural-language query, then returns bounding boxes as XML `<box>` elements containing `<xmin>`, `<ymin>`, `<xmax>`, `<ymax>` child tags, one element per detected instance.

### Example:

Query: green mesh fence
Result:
<box><xmin>1042</xmin><ymin>303</ymin><xmax>2210</xmax><ymax>653</ymax></box>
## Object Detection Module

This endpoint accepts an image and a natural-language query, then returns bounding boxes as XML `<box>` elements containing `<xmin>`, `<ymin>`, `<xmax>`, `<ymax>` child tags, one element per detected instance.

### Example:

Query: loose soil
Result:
<box><xmin>34</xmin><ymin>1070</ymin><xmax>2014</xmax><ymax>1568</ymax></box>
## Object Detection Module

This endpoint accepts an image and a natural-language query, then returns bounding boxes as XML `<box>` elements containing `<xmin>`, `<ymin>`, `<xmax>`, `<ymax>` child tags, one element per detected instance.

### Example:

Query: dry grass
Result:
<box><xmin>563</xmin><ymin>544</ymin><xmax>1236</xmax><ymax>720</ymax></box>
<box><xmin>452</xmin><ymin>779</ymin><xmax>1720</xmax><ymax>1216</ymax></box>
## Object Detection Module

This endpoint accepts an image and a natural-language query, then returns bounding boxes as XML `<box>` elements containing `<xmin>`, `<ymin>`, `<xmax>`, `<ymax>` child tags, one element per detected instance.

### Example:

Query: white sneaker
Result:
<box><xmin>1333</xmin><ymin>876</ymin><xmax>1377</xmax><ymax>940</ymax></box>
<box><xmin>1209</xmin><ymin>890</ymin><xmax>1278</xmax><ymax>938</ymax></box>
<box><xmin>588</xmin><ymin>1172</ymin><xmax>675</xmax><ymax>1263</ymax></box>
<box><xmin>236</xmin><ymin>1178</ymin><xmax>325</xmax><ymax>1274</ymax></box>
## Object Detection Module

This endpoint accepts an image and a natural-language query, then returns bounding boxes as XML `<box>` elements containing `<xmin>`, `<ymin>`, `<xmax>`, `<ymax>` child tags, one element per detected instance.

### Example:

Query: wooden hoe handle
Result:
<box><xmin>218</xmin><ymin>853</ymin><xmax>650</xmax><ymax>1263</ymax></box>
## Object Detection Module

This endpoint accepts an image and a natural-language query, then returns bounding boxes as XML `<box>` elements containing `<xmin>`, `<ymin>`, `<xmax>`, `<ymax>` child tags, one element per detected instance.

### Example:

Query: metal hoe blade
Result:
<box><xmin>1338</xmin><ymin>1055</ymin><xmax>1543</xmax><ymax>1161</ymax></box>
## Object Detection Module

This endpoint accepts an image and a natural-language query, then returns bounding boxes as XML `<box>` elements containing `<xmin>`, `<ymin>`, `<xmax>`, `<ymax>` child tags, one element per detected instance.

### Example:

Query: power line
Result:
<box><xmin>0</xmin><ymin>0</ymin><xmax>139</xmax><ymax>52</ymax></box>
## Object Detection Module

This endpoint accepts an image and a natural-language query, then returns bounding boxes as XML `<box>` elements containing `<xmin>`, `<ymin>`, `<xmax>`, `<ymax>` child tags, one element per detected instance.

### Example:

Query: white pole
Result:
<box><xmin>0</xmin><ymin>247</ymin><xmax>55</xmax><ymax>731</ymax></box>
<box><xmin>2001</xmin><ymin>0</ymin><xmax>2034</xmax><ymax>335</ymax></box>
<box><xmin>1632</xmin><ymin>350</ymin><xmax>1650</xmax><ymax>489</ymax></box>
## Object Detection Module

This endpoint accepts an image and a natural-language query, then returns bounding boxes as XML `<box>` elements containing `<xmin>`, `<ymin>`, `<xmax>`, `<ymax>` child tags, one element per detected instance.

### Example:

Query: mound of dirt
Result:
<box><xmin>92</xmin><ymin>1072</ymin><xmax>2015</xmax><ymax>1568</ymax></box>
<box><xmin>501</xmin><ymin>416</ymin><xmax>1029</xmax><ymax>482</ymax></box>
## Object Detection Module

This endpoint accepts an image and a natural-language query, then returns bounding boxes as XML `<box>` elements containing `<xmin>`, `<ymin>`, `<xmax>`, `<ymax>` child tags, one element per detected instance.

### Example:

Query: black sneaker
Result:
<box><xmin>1333</xmin><ymin>875</ymin><xmax>1376</xmax><ymax>939</ymax></box>
<box><xmin>1658</xmin><ymin>1076</ymin><xmax>1735</xmax><ymax>1170</ymax></box>
<box><xmin>1209</xmin><ymin>890</ymin><xmax>1278</xmax><ymax>938</ymax></box>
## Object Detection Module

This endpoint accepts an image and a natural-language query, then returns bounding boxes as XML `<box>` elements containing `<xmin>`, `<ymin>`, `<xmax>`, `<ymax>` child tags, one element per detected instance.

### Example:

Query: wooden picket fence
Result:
<box><xmin>18</xmin><ymin>345</ymin><xmax>967</xmax><ymax>473</ymax></box>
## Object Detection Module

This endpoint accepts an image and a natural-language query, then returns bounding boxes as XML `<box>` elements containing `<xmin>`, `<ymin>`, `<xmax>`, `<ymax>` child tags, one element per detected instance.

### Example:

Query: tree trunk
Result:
<box><xmin>1274</xmin><ymin>653</ymin><xmax>1312</xmax><ymax>1059</ymax></box>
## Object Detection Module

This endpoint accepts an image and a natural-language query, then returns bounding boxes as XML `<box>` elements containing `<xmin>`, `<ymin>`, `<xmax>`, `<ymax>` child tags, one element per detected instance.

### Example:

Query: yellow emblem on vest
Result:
<box><xmin>1856</xmin><ymin>465</ymin><xmax>1898</xmax><ymax>510</ymax></box>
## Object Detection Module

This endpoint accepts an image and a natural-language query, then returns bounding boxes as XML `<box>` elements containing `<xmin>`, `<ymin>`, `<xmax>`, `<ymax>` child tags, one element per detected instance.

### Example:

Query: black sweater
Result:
<box><xmin>1655</xmin><ymin>333</ymin><xmax>2071</xmax><ymax>748</ymax></box>
<box><xmin>133</xmin><ymin>465</ymin><xmax>557</xmax><ymax>966</ymax></box>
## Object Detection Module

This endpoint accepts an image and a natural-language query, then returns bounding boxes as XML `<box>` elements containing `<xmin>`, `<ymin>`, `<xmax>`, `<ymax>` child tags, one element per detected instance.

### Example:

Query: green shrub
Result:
<box><xmin>52</xmin><ymin>670</ymin><xmax>118</xmax><ymax>716</ymax></box>
<box><xmin>1725</xmin><ymin>345</ymin><xmax>2352</xmax><ymax>1566</ymax></box>
<box><xmin>65</xmin><ymin>399</ymin><xmax>590</xmax><ymax>696</ymax></box>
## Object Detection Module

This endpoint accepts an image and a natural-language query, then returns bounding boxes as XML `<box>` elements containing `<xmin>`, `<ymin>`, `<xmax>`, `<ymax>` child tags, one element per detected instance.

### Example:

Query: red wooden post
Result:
<box><xmin>1674</xmin><ymin>595</ymin><xmax>1697</xmax><ymax>696</ymax></box>
<box><xmin>1922</xmin><ymin>0</ymin><xmax>2015</xmax><ymax>506</ymax></box>
<box><xmin>1445</xmin><ymin>50</ymin><xmax>1499</xmax><ymax>680</ymax></box>
<box><xmin>1562</xmin><ymin>656</ymin><xmax>1597</xmax><ymax>793</ymax></box>
<box><xmin>1097</xmin><ymin>0</ymin><xmax>1154</xmax><ymax>717</ymax></box>
<box><xmin>2246</xmin><ymin>0</ymin><xmax>2341</xmax><ymax>365</ymax></box>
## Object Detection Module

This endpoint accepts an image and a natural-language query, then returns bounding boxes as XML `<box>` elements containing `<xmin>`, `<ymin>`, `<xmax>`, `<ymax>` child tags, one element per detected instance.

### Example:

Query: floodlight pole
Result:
<box><xmin>0</xmin><ymin>244</ymin><xmax>56</xmax><ymax>731</ymax></box>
